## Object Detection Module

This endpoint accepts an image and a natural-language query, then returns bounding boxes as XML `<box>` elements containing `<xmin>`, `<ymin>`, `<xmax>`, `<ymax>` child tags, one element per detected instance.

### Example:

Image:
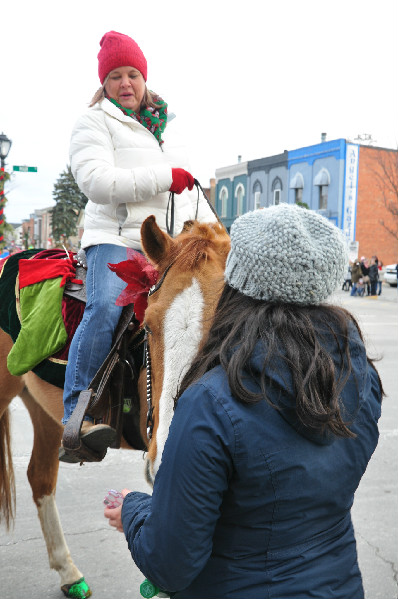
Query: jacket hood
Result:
<box><xmin>242</xmin><ymin>321</ymin><xmax>369</xmax><ymax>446</ymax></box>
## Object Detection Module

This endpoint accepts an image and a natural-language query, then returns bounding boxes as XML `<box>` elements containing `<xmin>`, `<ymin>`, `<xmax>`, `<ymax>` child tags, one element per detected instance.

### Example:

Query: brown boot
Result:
<box><xmin>59</xmin><ymin>422</ymin><xmax>116</xmax><ymax>464</ymax></box>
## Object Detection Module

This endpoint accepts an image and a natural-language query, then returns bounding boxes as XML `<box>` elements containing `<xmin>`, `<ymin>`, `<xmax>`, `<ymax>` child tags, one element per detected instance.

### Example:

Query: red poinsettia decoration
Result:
<box><xmin>108</xmin><ymin>249</ymin><xmax>158</xmax><ymax>324</ymax></box>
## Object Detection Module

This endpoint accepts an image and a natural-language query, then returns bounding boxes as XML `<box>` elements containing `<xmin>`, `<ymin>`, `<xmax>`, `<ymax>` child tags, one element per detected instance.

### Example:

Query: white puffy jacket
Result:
<box><xmin>70</xmin><ymin>98</ymin><xmax>217</xmax><ymax>250</ymax></box>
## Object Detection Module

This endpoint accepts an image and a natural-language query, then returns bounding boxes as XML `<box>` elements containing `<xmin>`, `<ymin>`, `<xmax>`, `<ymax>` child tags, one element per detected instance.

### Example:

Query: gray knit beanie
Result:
<box><xmin>225</xmin><ymin>204</ymin><xmax>347</xmax><ymax>305</ymax></box>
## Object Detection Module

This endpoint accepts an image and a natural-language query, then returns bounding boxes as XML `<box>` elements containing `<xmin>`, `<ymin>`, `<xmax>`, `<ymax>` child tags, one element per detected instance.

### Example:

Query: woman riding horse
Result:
<box><xmin>105</xmin><ymin>204</ymin><xmax>383</xmax><ymax>599</ymax></box>
<box><xmin>60</xmin><ymin>30</ymin><xmax>217</xmax><ymax>461</ymax></box>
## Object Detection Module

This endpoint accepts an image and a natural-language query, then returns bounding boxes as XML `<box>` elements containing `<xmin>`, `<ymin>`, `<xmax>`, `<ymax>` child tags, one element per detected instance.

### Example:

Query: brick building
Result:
<box><xmin>356</xmin><ymin>146</ymin><xmax>397</xmax><ymax>266</ymax></box>
<box><xmin>21</xmin><ymin>217</ymin><xmax>35</xmax><ymax>247</ymax></box>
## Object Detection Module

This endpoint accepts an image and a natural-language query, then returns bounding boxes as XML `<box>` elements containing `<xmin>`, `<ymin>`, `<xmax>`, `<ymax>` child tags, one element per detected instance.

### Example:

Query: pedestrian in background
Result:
<box><xmin>368</xmin><ymin>257</ymin><xmax>379</xmax><ymax>298</ymax></box>
<box><xmin>105</xmin><ymin>204</ymin><xmax>383</xmax><ymax>599</ymax></box>
<box><xmin>376</xmin><ymin>257</ymin><xmax>383</xmax><ymax>295</ymax></box>
<box><xmin>342</xmin><ymin>264</ymin><xmax>352</xmax><ymax>291</ymax></box>
<box><xmin>350</xmin><ymin>259</ymin><xmax>364</xmax><ymax>296</ymax></box>
<box><xmin>360</xmin><ymin>256</ymin><xmax>371</xmax><ymax>296</ymax></box>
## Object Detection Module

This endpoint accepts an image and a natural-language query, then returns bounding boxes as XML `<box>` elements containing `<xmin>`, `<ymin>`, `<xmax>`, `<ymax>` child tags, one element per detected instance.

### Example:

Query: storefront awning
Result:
<box><xmin>313</xmin><ymin>168</ymin><xmax>330</xmax><ymax>186</ymax></box>
<box><xmin>289</xmin><ymin>172</ymin><xmax>304</xmax><ymax>189</ymax></box>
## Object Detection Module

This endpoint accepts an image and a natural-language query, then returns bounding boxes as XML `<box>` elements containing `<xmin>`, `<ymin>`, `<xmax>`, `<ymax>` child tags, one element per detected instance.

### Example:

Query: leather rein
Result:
<box><xmin>166</xmin><ymin>178</ymin><xmax>221</xmax><ymax>237</ymax></box>
<box><xmin>144</xmin><ymin>261</ymin><xmax>174</xmax><ymax>440</ymax></box>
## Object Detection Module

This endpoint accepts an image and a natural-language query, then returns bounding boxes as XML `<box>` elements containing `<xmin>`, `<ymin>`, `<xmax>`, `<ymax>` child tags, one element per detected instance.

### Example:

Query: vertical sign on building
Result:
<box><xmin>342</xmin><ymin>144</ymin><xmax>359</xmax><ymax>245</ymax></box>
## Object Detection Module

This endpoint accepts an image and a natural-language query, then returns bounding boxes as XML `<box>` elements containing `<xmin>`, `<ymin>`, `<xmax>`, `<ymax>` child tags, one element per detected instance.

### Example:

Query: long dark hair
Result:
<box><xmin>175</xmin><ymin>284</ymin><xmax>384</xmax><ymax>438</ymax></box>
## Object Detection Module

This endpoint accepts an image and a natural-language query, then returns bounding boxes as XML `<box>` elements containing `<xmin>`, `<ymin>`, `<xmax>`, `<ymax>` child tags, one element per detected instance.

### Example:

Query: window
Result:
<box><xmin>295</xmin><ymin>188</ymin><xmax>303</xmax><ymax>204</ymax></box>
<box><xmin>271</xmin><ymin>177</ymin><xmax>282</xmax><ymax>205</ymax></box>
<box><xmin>319</xmin><ymin>185</ymin><xmax>328</xmax><ymax>210</ymax></box>
<box><xmin>219</xmin><ymin>186</ymin><xmax>228</xmax><ymax>217</ymax></box>
<box><xmin>314</xmin><ymin>168</ymin><xmax>330</xmax><ymax>210</ymax></box>
<box><xmin>253</xmin><ymin>180</ymin><xmax>262</xmax><ymax>209</ymax></box>
<box><xmin>235</xmin><ymin>184</ymin><xmax>245</xmax><ymax>215</ymax></box>
<box><xmin>289</xmin><ymin>172</ymin><xmax>304</xmax><ymax>204</ymax></box>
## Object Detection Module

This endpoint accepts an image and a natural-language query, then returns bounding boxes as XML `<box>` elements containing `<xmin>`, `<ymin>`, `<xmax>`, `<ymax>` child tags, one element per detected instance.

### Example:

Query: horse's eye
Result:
<box><xmin>144</xmin><ymin>323</ymin><xmax>152</xmax><ymax>335</ymax></box>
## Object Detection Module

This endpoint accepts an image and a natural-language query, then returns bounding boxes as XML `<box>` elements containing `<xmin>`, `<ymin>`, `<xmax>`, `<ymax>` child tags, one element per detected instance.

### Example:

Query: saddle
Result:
<box><xmin>62</xmin><ymin>303</ymin><xmax>146</xmax><ymax>462</ymax></box>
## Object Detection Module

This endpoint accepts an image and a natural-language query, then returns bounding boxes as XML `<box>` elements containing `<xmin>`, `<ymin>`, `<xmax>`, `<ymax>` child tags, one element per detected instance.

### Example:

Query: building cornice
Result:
<box><xmin>215</xmin><ymin>162</ymin><xmax>248</xmax><ymax>182</ymax></box>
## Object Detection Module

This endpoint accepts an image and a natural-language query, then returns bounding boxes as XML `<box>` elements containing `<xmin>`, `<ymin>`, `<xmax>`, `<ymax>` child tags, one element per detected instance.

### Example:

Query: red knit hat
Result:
<box><xmin>98</xmin><ymin>31</ymin><xmax>147</xmax><ymax>84</ymax></box>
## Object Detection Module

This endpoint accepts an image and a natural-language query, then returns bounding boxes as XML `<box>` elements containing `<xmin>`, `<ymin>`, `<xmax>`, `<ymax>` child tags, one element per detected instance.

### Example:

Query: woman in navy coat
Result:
<box><xmin>105</xmin><ymin>204</ymin><xmax>383</xmax><ymax>599</ymax></box>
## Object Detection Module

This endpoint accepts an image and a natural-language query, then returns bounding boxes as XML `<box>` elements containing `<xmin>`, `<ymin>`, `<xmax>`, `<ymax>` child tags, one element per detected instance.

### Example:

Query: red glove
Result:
<box><xmin>169</xmin><ymin>168</ymin><xmax>195</xmax><ymax>194</ymax></box>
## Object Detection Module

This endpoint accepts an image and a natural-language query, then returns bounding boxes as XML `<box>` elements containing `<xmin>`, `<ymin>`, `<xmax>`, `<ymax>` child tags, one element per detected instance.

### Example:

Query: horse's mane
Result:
<box><xmin>168</xmin><ymin>221</ymin><xmax>229</xmax><ymax>271</ymax></box>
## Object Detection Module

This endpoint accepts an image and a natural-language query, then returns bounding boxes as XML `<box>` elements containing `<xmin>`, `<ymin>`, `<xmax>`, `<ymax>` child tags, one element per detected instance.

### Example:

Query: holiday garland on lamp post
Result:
<box><xmin>0</xmin><ymin>132</ymin><xmax>12</xmax><ymax>248</ymax></box>
<box><xmin>0</xmin><ymin>166</ymin><xmax>4</xmax><ymax>243</ymax></box>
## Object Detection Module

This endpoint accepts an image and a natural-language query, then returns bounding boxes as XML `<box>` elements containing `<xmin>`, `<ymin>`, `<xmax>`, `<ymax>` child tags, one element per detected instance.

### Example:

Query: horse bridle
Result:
<box><xmin>144</xmin><ymin>180</ymin><xmax>221</xmax><ymax>440</ymax></box>
<box><xmin>144</xmin><ymin>261</ymin><xmax>175</xmax><ymax>441</ymax></box>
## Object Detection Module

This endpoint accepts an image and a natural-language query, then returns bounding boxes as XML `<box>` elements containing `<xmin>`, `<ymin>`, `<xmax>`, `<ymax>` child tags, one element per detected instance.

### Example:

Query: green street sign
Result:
<box><xmin>13</xmin><ymin>165</ymin><xmax>38</xmax><ymax>172</ymax></box>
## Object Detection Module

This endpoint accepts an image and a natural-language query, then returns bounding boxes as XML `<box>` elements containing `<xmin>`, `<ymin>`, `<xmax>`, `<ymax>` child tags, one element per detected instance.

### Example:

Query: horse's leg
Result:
<box><xmin>20</xmin><ymin>375</ymin><xmax>91</xmax><ymax>598</ymax></box>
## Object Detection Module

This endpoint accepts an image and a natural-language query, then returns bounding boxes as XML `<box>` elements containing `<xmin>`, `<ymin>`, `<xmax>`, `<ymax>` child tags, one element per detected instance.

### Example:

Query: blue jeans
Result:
<box><xmin>62</xmin><ymin>244</ymin><xmax>128</xmax><ymax>424</ymax></box>
<box><xmin>350</xmin><ymin>283</ymin><xmax>359</xmax><ymax>296</ymax></box>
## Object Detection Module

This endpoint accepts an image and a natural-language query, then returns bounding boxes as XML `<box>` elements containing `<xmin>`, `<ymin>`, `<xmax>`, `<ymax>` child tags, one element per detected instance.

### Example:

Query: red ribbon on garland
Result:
<box><xmin>0</xmin><ymin>167</ymin><xmax>5</xmax><ymax>243</ymax></box>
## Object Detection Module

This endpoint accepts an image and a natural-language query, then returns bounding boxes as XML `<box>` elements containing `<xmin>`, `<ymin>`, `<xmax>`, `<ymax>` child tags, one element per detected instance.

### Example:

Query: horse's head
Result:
<box><xmin>140</xmin><ymin>216</ymin><xmax>230</xmax><ymax>484</ymax></box>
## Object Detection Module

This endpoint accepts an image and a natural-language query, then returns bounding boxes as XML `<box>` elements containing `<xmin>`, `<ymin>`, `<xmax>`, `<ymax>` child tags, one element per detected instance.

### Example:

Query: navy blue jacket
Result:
<box><xmin>121</xmin><ymin>324</ymin><xmax>382</xmax><ymax>598</ymax></box>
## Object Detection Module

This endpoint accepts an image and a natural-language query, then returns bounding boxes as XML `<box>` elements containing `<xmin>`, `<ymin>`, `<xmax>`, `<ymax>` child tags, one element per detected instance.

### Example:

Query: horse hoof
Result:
<box><xmin>61</xmin><ymin>577</ymin><xmax>92</xmax><ymax>598</ymax></box>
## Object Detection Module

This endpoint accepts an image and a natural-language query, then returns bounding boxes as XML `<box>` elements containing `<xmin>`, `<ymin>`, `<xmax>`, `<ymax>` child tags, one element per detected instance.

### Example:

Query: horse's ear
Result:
<box><xmin>141</xmin><ymin>215</ymin><xmax>174</xmax><ymax>268</ymax></box>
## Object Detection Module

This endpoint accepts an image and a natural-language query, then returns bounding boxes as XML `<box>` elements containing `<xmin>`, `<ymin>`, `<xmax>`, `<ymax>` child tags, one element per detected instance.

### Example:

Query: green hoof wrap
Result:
<box><xmin>61</xmin><ymin>577</ymin><xmax>92</xmax><ymax>598</ymax></box>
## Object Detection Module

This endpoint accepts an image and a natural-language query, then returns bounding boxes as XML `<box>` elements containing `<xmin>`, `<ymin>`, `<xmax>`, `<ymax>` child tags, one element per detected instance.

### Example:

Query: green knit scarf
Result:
<box><xmin>107</xmin><ymin>93</ymin><xmax>168</xmax><ymax>145</ymax></box>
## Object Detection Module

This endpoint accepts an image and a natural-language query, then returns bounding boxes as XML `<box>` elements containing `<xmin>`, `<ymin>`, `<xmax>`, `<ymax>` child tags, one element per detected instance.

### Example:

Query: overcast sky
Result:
<box><xmin>2</xmin><ymin>0</ymin><xmax>397</xmax><ymax>223</ymax></box>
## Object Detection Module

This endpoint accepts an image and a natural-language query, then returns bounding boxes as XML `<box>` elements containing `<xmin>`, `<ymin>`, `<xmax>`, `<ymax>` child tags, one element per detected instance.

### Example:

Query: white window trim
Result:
<box><xmin>235</xmin><ymin>183</ymin><xmax>245</xmax><ymax>216</ymax></box>
<box><xmin>219</xmin><ymin>185</ymin><xmax>228</xmax><ymax>218</ymax></box>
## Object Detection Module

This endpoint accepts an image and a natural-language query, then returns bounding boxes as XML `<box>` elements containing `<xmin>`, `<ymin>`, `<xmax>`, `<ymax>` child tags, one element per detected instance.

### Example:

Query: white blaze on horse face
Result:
<box><xmin>152</xmin><ymin>277</ymin><xmax>204</xmax><ymax>478</ymax></box>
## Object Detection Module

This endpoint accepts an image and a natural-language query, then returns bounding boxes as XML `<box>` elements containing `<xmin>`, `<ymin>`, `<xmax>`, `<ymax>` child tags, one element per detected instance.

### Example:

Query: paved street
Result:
<box><xmin>0</xmin><ymin>284</ymin><xmax>397</xmax><ymax>599</ymax></box>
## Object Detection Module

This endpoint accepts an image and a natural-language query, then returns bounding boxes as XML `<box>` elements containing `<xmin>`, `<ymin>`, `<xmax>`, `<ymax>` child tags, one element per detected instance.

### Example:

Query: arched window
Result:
<box><xmin>271</xmin><ymin>177</ymin><xmax>282</xmax><ymax>205</ymax></box>
<box><xmin>235</xmin><ymin>183</ymin><xmax>245</xmax><ymax>215</ymax></box>
<box><xmin>219</xmin><ymin>186</ymin><xmax>228</xmax><ymax>218</ymax></box>
<box><xmin>253</xmin><ymin>180</ymin><xmax>262</xmax><ymax>210</ymax></box>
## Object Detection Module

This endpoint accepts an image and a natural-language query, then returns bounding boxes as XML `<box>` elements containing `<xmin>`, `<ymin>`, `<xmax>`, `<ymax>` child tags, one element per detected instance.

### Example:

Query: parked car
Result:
<box><xmin>384</xmin><ymin>264</ymin><xmax>398</xmax><ymax>286</ymax></box>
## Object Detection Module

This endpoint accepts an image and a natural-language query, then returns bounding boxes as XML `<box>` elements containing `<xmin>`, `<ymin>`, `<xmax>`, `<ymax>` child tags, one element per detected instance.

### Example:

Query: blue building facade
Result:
<box><xmin>215</xmin><ymin>161</ymin><xmax>248</xmax><ymax>232</ymax></box>
<box><xmin>215</xmin><ymin>139</ymin><xmax>361</xmax><ymax>242</ymax></box>
<box><xmin>288</xmin><ymin>139</ymin><xmax>346</xmax><ymax>227</ymax></box>
<box><xmin>247</xmin><ymin>152</ymin><xmax>288</xmax><ymax>211</ymax></box>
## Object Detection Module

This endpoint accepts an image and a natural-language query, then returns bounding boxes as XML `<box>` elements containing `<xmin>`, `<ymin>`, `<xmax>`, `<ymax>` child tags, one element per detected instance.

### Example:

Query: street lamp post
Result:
<box><xmin>0</xmin><ymin>132</ymin><xmax>12</xmax><ymax>168</ymax></box>
<box><xmin>0</xmin><ymin>132</ymin><xmax>12</xmax><ymax>247</ymax></box>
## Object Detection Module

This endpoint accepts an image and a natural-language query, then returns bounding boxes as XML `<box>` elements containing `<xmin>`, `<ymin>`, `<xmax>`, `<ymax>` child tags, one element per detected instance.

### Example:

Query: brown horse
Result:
<box><xmin>0</xmin><ymin>216</ymin><xmax>230</xmax><ymax>597</ymax></box>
